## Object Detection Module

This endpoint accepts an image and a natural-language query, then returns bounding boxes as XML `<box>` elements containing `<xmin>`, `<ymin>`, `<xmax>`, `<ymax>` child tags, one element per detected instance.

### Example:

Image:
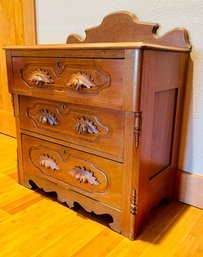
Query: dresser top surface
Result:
<box><xmin>4</xmin><ymin>41</ymin><xmax>190</xmax><ymax>53</ymax></box>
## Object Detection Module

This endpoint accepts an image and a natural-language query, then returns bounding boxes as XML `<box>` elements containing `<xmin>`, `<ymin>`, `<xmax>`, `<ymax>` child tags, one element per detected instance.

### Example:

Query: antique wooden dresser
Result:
<box><xmin>5</xmin><ymin>12</ymin><xmax>191</xmax><ymax>239</ymax></box>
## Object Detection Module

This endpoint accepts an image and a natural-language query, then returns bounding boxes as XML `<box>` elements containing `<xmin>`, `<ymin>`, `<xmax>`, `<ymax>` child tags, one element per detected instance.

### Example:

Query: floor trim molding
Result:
<box><xmin>176</xmin><ymin>170</ymin><xmax>203</xmax><ymax>209</ymax></box>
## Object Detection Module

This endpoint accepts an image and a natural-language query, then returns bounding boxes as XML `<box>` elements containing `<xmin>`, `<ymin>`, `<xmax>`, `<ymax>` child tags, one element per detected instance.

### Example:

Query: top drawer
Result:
<box><xmin>11</xmin><ymin>57</ymin><xmax>124</xmax><ymax>110</ymax></box>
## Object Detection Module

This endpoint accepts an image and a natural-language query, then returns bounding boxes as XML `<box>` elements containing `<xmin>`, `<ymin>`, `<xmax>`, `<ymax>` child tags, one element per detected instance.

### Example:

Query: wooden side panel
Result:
<box><xmin>154</xmin><ymin>53</ymin><xmax>182</xmax><ymax>92</ymax></box>
<box><xmin>139</xmin><ymin>50</ymin><xmax>188</xmax><ymax>229</ymax></box>
<box><xmin>150</xmin><ymin>89</ymin><xmax>177</xmax><ymax>178</ymax></box>
<box><xmin>0</xmin><ymin>0</ymin><xmax>36</xmax><ymax>136</ymax></box>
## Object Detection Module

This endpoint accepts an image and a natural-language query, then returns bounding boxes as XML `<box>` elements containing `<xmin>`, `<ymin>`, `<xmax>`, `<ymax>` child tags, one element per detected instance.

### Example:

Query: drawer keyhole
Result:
<box><xmin>63</xmin><ymin>150</ymin><xmax>68</xmax><ymax>155</ymax></box>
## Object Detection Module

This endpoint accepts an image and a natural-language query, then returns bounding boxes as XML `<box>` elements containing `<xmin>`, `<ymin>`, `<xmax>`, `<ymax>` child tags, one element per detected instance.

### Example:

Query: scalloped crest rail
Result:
<box><xmin>67</xmin><ymin>11</ymin><xmax>191</xmax><ymax>50</ymax></box>
<box><xmin>5</xmin><ymin>11</ymin><xmax>191</xmax><ymax>240</ymax></box>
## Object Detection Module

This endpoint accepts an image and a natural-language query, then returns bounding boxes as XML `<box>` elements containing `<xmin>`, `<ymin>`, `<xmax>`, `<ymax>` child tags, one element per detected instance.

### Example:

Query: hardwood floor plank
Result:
<box><xmin>0</xmin><ymin>209</ymin><xmax>11</xmax><ymax>222</ymax></box>
<box><xmin>0</xmin><ymin>187</ymin><xmax>36</xmax><ymax>207</ymax></box>
<box><xmin>105</xmin><ymin>239</ymin><xmax>131</xmax><ymax>257</ymax></box>
<box><xmin>174</xmin><ymin>212</ymin><xmax>203</xmax><ymax>257</ymax></box>
<box><xmin>36</xmin><ymin>221</ymin><xmax>106</xmax><ymax>257</ymax></box>
<box><xmin>2</xmin><ymin>193</ymin><xmax>44</xmax><ymax>214</ymax></box>
<box><xmin>65</xmin><ymin>228</ymin><xmax>123</xmax><ymax>257</ymax></box>
<box><xmin>138</xmin><ymin>207</ymin><xmax>203</xmax><ymax>257</ymax></box>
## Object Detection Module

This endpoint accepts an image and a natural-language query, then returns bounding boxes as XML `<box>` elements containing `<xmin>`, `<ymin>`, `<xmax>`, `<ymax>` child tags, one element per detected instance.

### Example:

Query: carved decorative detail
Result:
<box><xmin>38</xmin><ymin>109</ymin><xmax>59</xmax><ymax>126</ymax></box>
<box><xmin>130</xmin><ymin>189</ymin><xmax>137</xmax><ymax>215</ymax></box>
<box><xmin>39</xmin><ymin>154</ymin><xmax>60</xmax><ymax>170</ymax></box>
<box><xmin>75</xmin><ymin>117</ymin><xmax>99</xmax><ymax>134</ymax></box>
<box><xmin>26</xmin><ymin>101</ymin><xmax>110</xmax><ymax>144</ymax></box>
<box><xmin>21</xmin><ymin>61</ymin><xmax>110</xmax><ymax>93</ymax></box>
<box><xmin>69</xmin><ymin>166</ymin><xmax>99</xmax><ymax>185</ymax></box>
<box><xmin>134</xmin><ymin>112</ymin><xmax>142</xmax><ymax>148</ymax></box>
<box><xmin>29</xmin><ymin>145</ymin><xmax>109</xmax><ymax>193</ymax></box>
<box><xmin>28</xmin><ymin>68</ymin><xmax>54</xmax><ymax>86</ymax></box>
<box><xmin>66</xmin><ymin>72</ymin><xmax>95</xmax><ymax>91</ymax></box>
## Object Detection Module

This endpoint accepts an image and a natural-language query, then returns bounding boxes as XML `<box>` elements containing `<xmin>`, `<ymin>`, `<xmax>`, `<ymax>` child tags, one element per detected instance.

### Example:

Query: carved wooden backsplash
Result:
<box><xmin>66</xmin><ymin>11</ymin><xmax>191</xmax><ymax>50</ymax></box>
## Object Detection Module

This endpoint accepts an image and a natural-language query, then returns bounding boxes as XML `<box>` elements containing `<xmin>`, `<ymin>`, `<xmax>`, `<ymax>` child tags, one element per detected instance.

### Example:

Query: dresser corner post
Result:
<box><xmin>128</xmin><ymin>112</ymin><xmax>143</xmax><ymax>240</ymax></box>
<box><xmin>120</xmin><ymin>111</ymin><xmax>141</xmax><ymax>239</ymax></box>
<box><xmin>12</xmin><ymin>93</ymin><xmax>26</xmax><ymax>186</ymax></box>
<box><xmin>128</xmin><ymin>188</ymin><xmax>137</xmax><ymax>240</ymax></box>
<box><xmin>120</xmin><ymin>47</ymin><xmax>143</xmax><ymax>239</ymax></box>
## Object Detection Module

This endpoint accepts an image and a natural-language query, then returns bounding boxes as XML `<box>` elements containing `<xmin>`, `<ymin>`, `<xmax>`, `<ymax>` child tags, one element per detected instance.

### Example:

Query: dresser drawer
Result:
<box><xmin>12</xmin><ymin>57</ymin><xmax>124</xmax><ymax>109</ymax></box>
<box><xmin>22</xmin><ymin>135</ymin><xmax>123</xmax><ymax>209</ymax></box>
<box><xmin>20</xmin><ymin>96</ymin><xmax>125</xmax><ymax>161</ymax></box>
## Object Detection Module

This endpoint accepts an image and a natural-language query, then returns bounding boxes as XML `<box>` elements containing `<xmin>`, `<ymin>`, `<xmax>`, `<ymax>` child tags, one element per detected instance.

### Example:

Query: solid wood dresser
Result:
<box><xmin>5</xmin><ymin>12</ymin><xmax>191</xmax><ymax>239</ymax></box>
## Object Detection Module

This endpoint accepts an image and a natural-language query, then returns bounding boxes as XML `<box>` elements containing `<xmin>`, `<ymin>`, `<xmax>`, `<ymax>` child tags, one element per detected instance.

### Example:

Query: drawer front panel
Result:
<box><xmin>22</xmin><ymin>135</ymin><xmax>123</xmax><ymax>209</ymax></box>
<box><xmin>20</xmin><ymin>96</ymin><xmax>125</xmax><ymax>161</ymax></box>
<box><xmin>12</xmin><ymin>57</ymin><xmax>124</xmax><ymax>109</ymax></box>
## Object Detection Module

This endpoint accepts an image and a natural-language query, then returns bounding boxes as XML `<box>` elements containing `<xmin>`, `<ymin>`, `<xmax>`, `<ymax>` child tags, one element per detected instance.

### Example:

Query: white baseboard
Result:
<box><xmin>177</xmin><ymin>170</ymin><xmax>203</xmax><ymax>209</ymax></box>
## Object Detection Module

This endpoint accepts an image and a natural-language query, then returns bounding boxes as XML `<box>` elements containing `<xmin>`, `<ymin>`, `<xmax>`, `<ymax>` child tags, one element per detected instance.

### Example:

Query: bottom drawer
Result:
<box><xmin>21</xmin><ymin>134</ymin><xmax>123</xmax><ymax>210</ymax></box>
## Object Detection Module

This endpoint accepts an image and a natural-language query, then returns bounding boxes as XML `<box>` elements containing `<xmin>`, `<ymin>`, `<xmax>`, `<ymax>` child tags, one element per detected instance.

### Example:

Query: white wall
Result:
<box><xmin>35</xmin><ymin>0</ymin><xmax>203</xmax><ymax>175</ymax></box>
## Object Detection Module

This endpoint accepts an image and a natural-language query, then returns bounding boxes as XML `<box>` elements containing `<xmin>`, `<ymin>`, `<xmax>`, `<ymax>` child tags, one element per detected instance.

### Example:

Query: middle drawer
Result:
<box><xmin>20</xmin><ymin>96</ymin><xmax>125</xmax><ymax>162</ymax></box>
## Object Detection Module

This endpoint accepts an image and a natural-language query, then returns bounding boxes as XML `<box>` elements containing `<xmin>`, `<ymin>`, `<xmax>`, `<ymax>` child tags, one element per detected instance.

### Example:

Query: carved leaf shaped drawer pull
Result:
<box><xmin>39</xmin><ymin>109</ymin><xmax>59</xmax><ymax>126</ymax></box>
<box><xmin>39</xmin><ymin>154</ymin><xmax>60</xmax><ymax>170</ymax></box>
<box><xmin>67</xmin><ymin>72</ymin><xmax>95</xmax><ymax>91</ymax></box>
<box><xmin>75</xmin><ymin>117</ymin><xmax>99</xmax><ymax>134</ymax></box>
<box><xmin>28</xmin><ymin>68</ymin><xmax>54</xmax><ymax>86</ymax></box>
<box><xmin>69</xmin><ymin>166</ymin><xmax>99</xmax><ymax>185</ymax></box>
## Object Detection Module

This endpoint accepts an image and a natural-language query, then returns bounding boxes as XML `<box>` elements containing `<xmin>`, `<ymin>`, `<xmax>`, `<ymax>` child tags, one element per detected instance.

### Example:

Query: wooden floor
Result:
<box><xmin>0</xmin><ymin>133</ymin><xmax>203</xmax><ymax>257</ymax></box>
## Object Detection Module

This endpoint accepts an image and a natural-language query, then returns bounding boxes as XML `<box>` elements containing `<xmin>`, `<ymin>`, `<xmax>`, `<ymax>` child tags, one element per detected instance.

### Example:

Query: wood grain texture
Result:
<box><xmin>1</xmin><ymin>134</ymin><xmax>203</xmax><ymax>257</ymax></box>
<box><xmin>150</xmin><ymin>89</ymin><xmax>177</xmax><ymax>178</ymax></box>
<box><xmin>0</xmin><ymin>0</ymin><xmax>36</xmax><ymax>136</ymax></box>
